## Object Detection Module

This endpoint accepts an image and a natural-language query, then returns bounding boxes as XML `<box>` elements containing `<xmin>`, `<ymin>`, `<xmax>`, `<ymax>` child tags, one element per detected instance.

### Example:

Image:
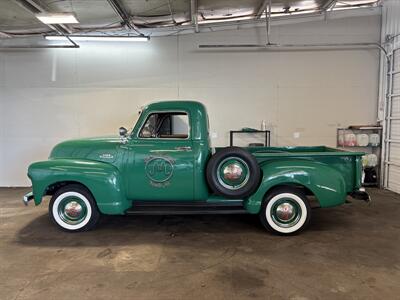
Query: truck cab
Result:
<box><xmin>123</xmin><ymin>101</ymin><xmax>210</xmax><ymax>202</ymax></box>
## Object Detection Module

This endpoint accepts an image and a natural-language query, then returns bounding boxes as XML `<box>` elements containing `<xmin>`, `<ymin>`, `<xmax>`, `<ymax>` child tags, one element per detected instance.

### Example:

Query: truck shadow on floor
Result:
<box><xmin>15</xmin><ymin>208</ymin><xmax>351</xmax><ymax>248</ymax></box>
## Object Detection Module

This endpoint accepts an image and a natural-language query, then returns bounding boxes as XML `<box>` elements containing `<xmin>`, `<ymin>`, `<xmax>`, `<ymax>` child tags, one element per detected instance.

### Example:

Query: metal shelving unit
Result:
<box><xmin>337</xmin><ymin>126</ymin><xmax>382</xmax><ymax>187</ymax></box>
<box><xmin>230</xmin><ymin>130</ymin><xmax>271</xmax><ymax>147</ymax></box>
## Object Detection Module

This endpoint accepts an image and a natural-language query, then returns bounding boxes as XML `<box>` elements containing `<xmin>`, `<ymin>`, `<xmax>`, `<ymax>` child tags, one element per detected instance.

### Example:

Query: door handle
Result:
<box><xmin>175</xmin><ymin>146</ymin><xmax>192</xmax><ymax>151</ymax></box>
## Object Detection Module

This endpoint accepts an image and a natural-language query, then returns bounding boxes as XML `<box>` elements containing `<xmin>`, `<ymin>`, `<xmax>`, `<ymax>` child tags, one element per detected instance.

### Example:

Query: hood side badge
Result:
<box><xmin>99</xmin><ymin>153</ymin><xmax>114</xmax><ymax>159</ymax></box>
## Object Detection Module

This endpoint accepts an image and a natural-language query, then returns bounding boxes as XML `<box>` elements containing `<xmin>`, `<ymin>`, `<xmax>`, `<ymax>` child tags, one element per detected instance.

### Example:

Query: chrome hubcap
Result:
<box><xmin>271</xmin><ymin>198</ymin><xmax>302</xmax><ymax>228</ymax></box>
<box><xmin>64</xmin><ymin>201</ymin><xmax>83</xmax><ymax>219</ymax></box>
<box><xmin>275</xmin><ymin>202</ymin><xmax>295</xmax><ymax>222</ymax></box>
<box><xmin>223</xmin><ymin>163</ymin><xmax>243</xmax><ymax>181</ymax></box>
<box><xmin>58</xmin><ymin>196</ymin><xmax>88</xmax><ymax>225</ymax></box>
<box><xmin>217</xmin><ymin>157</ymin><xmax>250</xmax><ymax>190</ymax></box>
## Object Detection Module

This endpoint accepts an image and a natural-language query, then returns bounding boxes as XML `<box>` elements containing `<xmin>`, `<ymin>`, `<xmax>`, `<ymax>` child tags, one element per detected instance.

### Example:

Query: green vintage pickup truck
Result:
<box><xmin>24</xmin><ymin>101</ymin><xmax>369</xmax><ymax>234</ymax></box>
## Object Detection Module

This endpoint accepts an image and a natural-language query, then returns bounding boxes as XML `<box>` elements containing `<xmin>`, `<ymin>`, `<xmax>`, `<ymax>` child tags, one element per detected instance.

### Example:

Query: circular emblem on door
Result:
<box><xmin>145</xmin><ymin>157</ymin><xmax>174</xmax><ymax>183</ymax></box>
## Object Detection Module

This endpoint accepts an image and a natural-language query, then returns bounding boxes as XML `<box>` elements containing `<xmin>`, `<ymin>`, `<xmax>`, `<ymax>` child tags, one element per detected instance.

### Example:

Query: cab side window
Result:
<box><xmin>139</xmin><ymin>112</ymin><xmax>189</xmax><ymax>139</ymax></box>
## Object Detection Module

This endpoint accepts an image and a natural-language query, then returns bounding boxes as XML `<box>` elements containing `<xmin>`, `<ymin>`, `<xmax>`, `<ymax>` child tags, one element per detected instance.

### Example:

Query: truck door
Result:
<box><xmin>129</xmin><ymin>111</ymin><xmax>194</xmax><ymax>201</ymax></box>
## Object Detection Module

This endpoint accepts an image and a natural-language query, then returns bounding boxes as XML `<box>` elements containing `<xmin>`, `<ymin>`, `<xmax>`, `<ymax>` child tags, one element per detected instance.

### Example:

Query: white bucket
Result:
<box><xmin>356</xmin><ymin>134</ymin><xmax>369</xmax><ymax>147</ymax></box>
<box><xmin>369</xmin><ymin>134</ymin><xmax>380</xmax><ymax>146</ymax></box>
<box><xmin>344</xmin><ymin>133</ymin><xmax>356</xmax><ymax>146</ymax></box>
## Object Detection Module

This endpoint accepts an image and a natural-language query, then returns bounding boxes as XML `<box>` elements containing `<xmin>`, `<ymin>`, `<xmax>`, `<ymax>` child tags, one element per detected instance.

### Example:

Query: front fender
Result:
<box><xmin>244</xmin><ymin>159</ymin><xmax>346</xmax><ymax>214</ymax></box>
<box><xmin>28</xmin><ymin>159</ymin><xmax>129</xmax><ymax>215</ymax></box>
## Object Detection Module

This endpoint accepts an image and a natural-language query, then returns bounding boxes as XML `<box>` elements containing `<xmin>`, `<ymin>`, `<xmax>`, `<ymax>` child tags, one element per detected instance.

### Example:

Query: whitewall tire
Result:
<box><xmin>259</xmin><ymin>187</ymin><xmax>311</xmax><ymax>235</ymax></box>
<box><xmin>49</xmin><ymin>184</ymin><xmax>100</xmax><ymax>232</ymax></box>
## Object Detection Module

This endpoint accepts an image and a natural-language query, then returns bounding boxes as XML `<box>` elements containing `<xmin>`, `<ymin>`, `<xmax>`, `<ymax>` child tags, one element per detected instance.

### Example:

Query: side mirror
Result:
<box><xmin>119</xmin><ymin>127</ymin><xmax>128</xmax><ymax>137</ymax></box>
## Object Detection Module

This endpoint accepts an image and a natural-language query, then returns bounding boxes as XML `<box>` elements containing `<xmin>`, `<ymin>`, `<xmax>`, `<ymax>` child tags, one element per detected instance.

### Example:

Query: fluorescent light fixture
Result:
<box><xmin>45</xmin><ymin>35</ymin><xmax>149</xmax><ymax>42</ymax></box>
<box><xmin>36</xmin><ymin>13</ymin><xmax>79</xmax><ymax>24</ymax></box>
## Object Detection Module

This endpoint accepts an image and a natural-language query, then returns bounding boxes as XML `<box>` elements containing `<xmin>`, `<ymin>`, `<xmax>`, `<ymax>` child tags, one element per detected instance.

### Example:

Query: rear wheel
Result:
<box><xmin>49</xmin><ymin>184</ymin><xmax>100</xmax><ymax>232</ymax></box>
<box><xmin>259</xmin><ymin>187</ymin><xmax>311</xmax><ymax>235</ymax></box>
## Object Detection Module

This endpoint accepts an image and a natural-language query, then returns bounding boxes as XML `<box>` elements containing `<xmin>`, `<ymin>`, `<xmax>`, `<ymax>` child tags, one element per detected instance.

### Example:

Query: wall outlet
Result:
<box><xmin>293</xmin><ymin>132</ymin><xmax>300</xmax><ymax>139</ymax></box>
<box><xmin>211</xmin><ymin>132</ymin><xmax>218</xmax><ymax>139</ymax></box>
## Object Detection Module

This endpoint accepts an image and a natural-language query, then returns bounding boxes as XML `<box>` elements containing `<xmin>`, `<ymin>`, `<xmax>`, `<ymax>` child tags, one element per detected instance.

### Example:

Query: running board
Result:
<box><xmin>126</xmin><ymin>200</ymin><xmax>248</xmax><ymax>215</ymax></box>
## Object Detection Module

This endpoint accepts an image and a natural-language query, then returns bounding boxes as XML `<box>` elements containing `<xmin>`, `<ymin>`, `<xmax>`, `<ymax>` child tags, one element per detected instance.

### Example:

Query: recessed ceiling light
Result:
<box><xmin>36</xmin><ymin>13</ymin><xmax>79</xmax><ymax>24</ymax></box>
<box><xmin>45</xmin><ymin>35</ymin><xmax>150</xmax><ymax>42</ymax></box>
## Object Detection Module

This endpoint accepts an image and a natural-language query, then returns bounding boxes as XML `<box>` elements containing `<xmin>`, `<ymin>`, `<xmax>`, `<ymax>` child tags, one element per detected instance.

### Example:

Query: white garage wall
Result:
<box><xmin>0</xmin><ymin>15</ymin><xmax>381</xmax><ymax>186</ymax></box>
<box><xmin>379</xmin><ymin>0</ymin><xmax>400</xmax><ymax>192</ymax></box>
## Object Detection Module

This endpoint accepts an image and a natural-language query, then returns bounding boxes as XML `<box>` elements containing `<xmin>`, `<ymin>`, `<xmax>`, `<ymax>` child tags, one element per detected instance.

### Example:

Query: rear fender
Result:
<box><xmin>28</xmin><ymin>159</ymin><xmax>129</xmax><ymax>215</ymax></box>
<box><xmin>244</xmin><ymin>159</ymin><xmax>347</xmax><ymax>214</ymax></box>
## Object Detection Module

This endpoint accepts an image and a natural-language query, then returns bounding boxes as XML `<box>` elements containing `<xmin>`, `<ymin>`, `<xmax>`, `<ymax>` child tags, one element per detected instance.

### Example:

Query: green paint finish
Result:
<box><xmin>50</xmin><ymin>136</ymin><xmax>122</xmax><ymax>163</ymax></box>
<box><xmin>28</xmin><ymin>159</ymin><xmax>128</xmax><ymax>214</ymax></box>
<box><xmin>125</xmin><ymin>138</ymin><xmax>195</xmax><ymax>200</ymax></box>
<box><xmin>250</xmin><ymin>147</ymin><xmax>364</xmax><ymax>193</ymax></box>
<box><xmin>244</xmin><ymin>158</ymin><xmax>348</xmax><ymax>214</ymax></box>
<box><xmin>26</xmin><ymin>100</ymin><xmax>365</xmax><ymax>216</ymax></box>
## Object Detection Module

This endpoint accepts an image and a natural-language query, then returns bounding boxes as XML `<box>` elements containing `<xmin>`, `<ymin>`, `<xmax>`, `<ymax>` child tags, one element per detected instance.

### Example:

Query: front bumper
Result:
<box><xmin>23</xmin><ymin>191</ymin><xmax>34</xmax><ymax>206</ymax></box>
<box><xmin>349</xmin><ymin>188</ymin><xmax>371</xmax><ymax>203</ymax></box>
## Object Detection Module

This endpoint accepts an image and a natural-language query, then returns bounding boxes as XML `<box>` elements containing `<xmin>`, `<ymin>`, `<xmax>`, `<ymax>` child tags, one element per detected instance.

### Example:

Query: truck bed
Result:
<box><xmin>247</xmin><ymin>146</ymin><xmax>363</xmax><ymax>158</ymax></box>
<box><xmin>216</xmin><ymin>146</ymin><xmax>364</xmax><ymax>193</ymax></box>
<box><xmin>216</xmin><ymin>146</ymin><xmax>363</xmax><ymax>157</ymax></box>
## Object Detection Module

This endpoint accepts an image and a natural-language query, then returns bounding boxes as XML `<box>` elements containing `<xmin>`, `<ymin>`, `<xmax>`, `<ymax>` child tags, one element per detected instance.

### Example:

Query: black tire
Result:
<box><xmin>206</xmin><ymin>147</ymin><xmax>261</xmax><ymax>199</ymax></box>
<box><xmin>259</xmin><ymin>186</ymin><xmax>311</xmax><ymax>235</ymax></box>
<box><xmin>49</xmin><ymin>184</ymin><xmax>100</xmax><ymax>232</ymax></box>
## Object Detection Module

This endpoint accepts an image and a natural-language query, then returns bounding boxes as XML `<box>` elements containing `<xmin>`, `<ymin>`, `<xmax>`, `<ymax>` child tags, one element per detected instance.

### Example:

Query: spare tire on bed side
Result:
<box><xmin>206</xmin><ymin>147</ymin><xmax>261</xmax><ymax>199</ymax></box>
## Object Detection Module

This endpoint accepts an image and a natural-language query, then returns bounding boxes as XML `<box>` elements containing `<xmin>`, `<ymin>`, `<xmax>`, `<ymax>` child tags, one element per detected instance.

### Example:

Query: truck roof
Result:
<box><xmin>144</xmin><ymin>100</ymin><xmax>206</xmax><ymax>112</ymax></box>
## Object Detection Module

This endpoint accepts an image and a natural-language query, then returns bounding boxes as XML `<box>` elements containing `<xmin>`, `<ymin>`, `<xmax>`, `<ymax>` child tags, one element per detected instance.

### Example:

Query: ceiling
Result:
<box><xmin>0</xmin><ymin>0</ymin><xmax>380</xmax><ymax>37</ymax></box>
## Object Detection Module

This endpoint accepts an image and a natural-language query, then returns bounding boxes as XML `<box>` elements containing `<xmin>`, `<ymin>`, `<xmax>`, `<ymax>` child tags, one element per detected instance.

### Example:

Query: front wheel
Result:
<box><xmin>49</xmin><ymin>184</ymin><xmax>100</xmax><ymax>232</ymax></box>
<box><xmin>259</xmin><ymin>187</ymin><xmax>311</xmax><ymax>235</ymax></box>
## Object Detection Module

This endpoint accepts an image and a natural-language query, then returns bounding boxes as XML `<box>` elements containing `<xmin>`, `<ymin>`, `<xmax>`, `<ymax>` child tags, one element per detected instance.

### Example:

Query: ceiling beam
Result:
<box><xmin>256</xmin><ymin>0</ymin><xmax>269</xmax><ymax>19</ymax></box>
<box><xmin>167</xmin><ymin>0</ymin><xmax>176</xmax><ymax>24</ymax></box>
<box><xmin>151</xmin><ymin>5</ymin><xmax>380</xmax><ymax>35</ymax></box>
<box><xmin>265</xmin><ymin>0</ymin><xmax>272</xmax><ymax>44</ymax></box>
<box><xmin>190</xmin><ymin>0</ymin><xmax>199</xmax><ymax>33</ymax></box>
<box><xmin>0</xmin><ymin>44</ymin><xmax>79</xmax><ymax>49</ymax></box>
<box><xmin>13</xmin><ymin>0</ymin><xmax>72</xmax><ymax>34</ymax></box>
<box><xmin>106</xmin><ymin>0</ymin><xmax>143</xmax><ymax>36</ymax></box>
<box><xmin>321</xmin><ymin>0</ymin><xmax>337</xmax><ymax>11</ymax></box>
<box><xmin>0</xmin><ymin>31</ymin><xmax>12</xmax><ymax>38</ymax></box>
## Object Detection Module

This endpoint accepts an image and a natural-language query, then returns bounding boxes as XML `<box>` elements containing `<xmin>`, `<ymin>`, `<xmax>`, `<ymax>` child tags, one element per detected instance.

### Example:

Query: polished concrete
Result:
<box><xmin>1</xmin><ymin>187</ymin><xmax>399</xmax><ymax>300</ymax></box>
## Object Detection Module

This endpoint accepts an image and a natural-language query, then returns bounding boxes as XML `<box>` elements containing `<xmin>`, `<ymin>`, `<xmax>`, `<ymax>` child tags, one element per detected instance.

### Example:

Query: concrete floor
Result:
<box><xmin>1</xmin><ymin>188</ymin><xmax>400</xmax><ymax>300</ymax></box>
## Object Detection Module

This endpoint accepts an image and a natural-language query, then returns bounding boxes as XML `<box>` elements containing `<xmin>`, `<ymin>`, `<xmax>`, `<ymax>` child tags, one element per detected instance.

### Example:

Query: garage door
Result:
<box><xmin>385</xmin><ymin>47</ymin><xmax>400</xmax><ymax>193</ymax></box>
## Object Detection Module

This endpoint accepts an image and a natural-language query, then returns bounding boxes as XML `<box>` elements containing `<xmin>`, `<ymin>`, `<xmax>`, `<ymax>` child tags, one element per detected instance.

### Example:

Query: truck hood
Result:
<box><xmin>49</xmin><ymin>136</ymin><xmax>121</xmax><ymax>163</ymax></box>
